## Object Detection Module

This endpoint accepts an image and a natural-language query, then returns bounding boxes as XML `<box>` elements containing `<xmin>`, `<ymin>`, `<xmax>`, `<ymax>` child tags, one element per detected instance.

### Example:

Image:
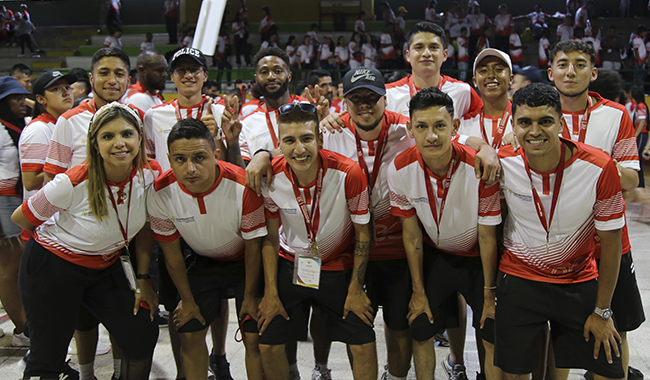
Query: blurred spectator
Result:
<box><xmin>106</xmin><ymin>0</ymin><xmax>122</xmax><ymax>35</ymax></box>
<box><xmin>355</xmin><ymin>11</ymin><xmax>366</xmax><ymax>34</ymax></box>
<box><xmin>202</xmin><ymin>80</ymin><xmax>219</xmax><ymax>98</ymax></box>
<box><xmin>317</xmin><ymin>35</ymin><xmax>335</xmax><ymax>70</ymax></box>
<box><xmin>286</xmin><ymin>35</ymin><xmax>299</xmax><ymax>71</ymax></box>
<box><xmin>629</xmin><ymin>85</ymin><xmax>648</xmax><ymax>189</ymax></box>
<box><xmin>516</xmin><ymin>4</ymin><xmax>551</xmax><ymax>39</ymax></box>
<box><xmin>425</xmin><ymin>1</ymin><xmax>439</xmax><ymax>23</ymax></box>
<box><xmin>349</xmin><ymin>32</ymin><xmax>363</xmax><ymax>69</ymax></box>
<box><xmin>538</xmin><ymin>28</ymin><xmax>550</xmax><ymax>68</ymax></box>
<box><xmin>16</xmin><ymin>12</ymin><xmax>37</xmax><ymax>58</ymax></box>
<box><xmin>566</xmin><ymin>0</ymin><xmax>582</xmax><ymax>16</ymax></box>
<box><xmin>362</xmin><ymin>34</ymin><xmax>378</xmax><ymax>68</ymax></box>
<box><xmin>510</xmin><ymin>65</ymin><xmax>545</xmax><ymax>94</ymax></box>
<box><xmin>557</xmin><ymin>15</ymin><xmax>574</xmax><ymax>42</ymax></box>
<box><xmin>477</xmin><ymin>25</ymin><xmax>491</xmax><ymax>53</ymax></box>
<box><xmin>574</xmin><ymin>0</ymin><xmax>593</xmax><ymax>29</ymax></box>
<box><xmin>260</xmin><ymin>32</ymin><xmax>279</xmax><ymax>49</ymax></box>
<box><xmin>307</xmin><ymin>23</ymin><xmax>320</xmax><ymax>46</ymax></box>
<box><xmin>297</xmin><ymin>35</ymin><xmax>315</xmax><ymax>77</ymax></box>
<box><xmin>457</xmin><ymin>27</ymin><xmax>469</xmax><ymax>81</ymax></box>
<box><xmin>590</xmin><ymin>69</ymin><xmax>624</xmax><ymax>104</ymax></box>
<box><xmin>215</xmin><ymin>27</ymin><xmax>232</xmax><ymax>90</ymax></box>
<box><xmin>10</xmin><ymin>64</ymin><xmax>31</xmax><ymax>91</ymax></box>
<box><xmin>632</xmin><ymin>25</ymin><xmax>647</xmax><ymax>84</ymax></box>
<box><xmin>103</xmin><ymin>28</ymin><xmax>122</xmax><ymax>49</ymax></box>
<box><xmin>140</xmin><ymin>32</ymin><xmax>155</xmax><ymax>52</ymax></box>
<box><xmin>494</xmin><ymin>4</ymin><xmax>512</xmax><ymax>52</ymax></box>
<box><xmin>509</xmin><ymin>25</ymin><xmax>524</xmax><ymax>67</ymax></box>
<box><xmin>378</xmin><ymin>1</ymin><xmax>395</xmax><ymax>25</ymax></box>
<box><xmin>67</xmin><ymin>67</ymin><xmax>92</xmax><ymax>101</ymax></box>
<box><xmin>380</xmin><ymin>24</ymin><xmax>396</xmax><ymax>69</ymax></box>
<box><xmin>334</xmin><ymin>35</ymin><xmax>350</xmax><ymax>70</ymax></box>
<box><xmin>182</xmin><ymin>27</ymin><xmax>194</xmax><ymax>47</ymax></box>
<box><xmin>443</xmin><ymin>2</ymin><xmax>463</xmax><ymax>34</ymax></box>
<box><xmin>164</xmin><ymin>0</ymin><xmax>178</xmax><ymax>44</ymax></box>
<box><xmin>583</xmin><ymin>27</ymin><xmax>601</xmax><ymax>65</ymax></box>
<box><xmin>232</xmin><ymin>11</ymin><xmax>251</xmax><ymax>67</ymax></box>
<box><xmin>395</xmin><ymin>7</ymin><xmax>407</xmax><ymax>38</ymax></box>
<box><xmin>235</xmin><ymin>79</ymin><xmax>248</xmax><ymax>99</ymax></box>
<box><xmin>600</xmin><ymin>25</ymin><xmax>625</xmax><ymax>70</ymax></box>
<box><xmin>306</xmin><ymin>69</ymin><xmax>333</xmax><ymax>104</ymax></box>
<box><xmin>259</xmin><ymin>6</ymin><xmax>276</xmax><ymax>43</ymax></box>
<box><xmin>19</xmin><ymin>4</ymin><xmax>29</xmax><ymax>22</ymax></box>
<box><xmin>240</xmin><ymin>82</ymin><xmax>261</xmax><ymax>118</ymax></box>
<box><xmin>467</xmin><ymin>5</ymin><xmax>491</xmax><ymax>62</ymax></box>
<box><xmin>441</xmin><ymin>29</ymin><xmax>456</xmax><ymax>77</ymax></box>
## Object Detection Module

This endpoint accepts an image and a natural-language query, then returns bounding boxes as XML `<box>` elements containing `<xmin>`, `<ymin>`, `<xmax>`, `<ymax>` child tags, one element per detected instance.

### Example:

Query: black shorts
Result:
<box><xmin>411</xmin><ymin>244</ymin><xmax>488</xmax><ymax>342</ymax></box>
<box><xmin>257</xmin><ymin>258</ymin><xmax>375</xmax><ymax>346</ymax></box>
<box><xmin>597</xmin><ymin>251</ymin><xmax>645</xmax><ymax>332</ymax></box>
<box><xmin>494</xmin><ymin>272</ymin><xmax>624</xmax><ymax>378</ymax></box>
<box><xmin>365</xmin><ymin>258</ymin><xmax>411</xmax><ymax>331</ymax></box>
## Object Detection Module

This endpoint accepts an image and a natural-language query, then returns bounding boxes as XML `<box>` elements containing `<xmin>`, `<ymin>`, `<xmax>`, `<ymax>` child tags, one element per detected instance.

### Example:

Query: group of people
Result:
<box><xmin>0</xmin><ymin>18</ymin><xmax>646</xmax><ymax>380</ymax></box>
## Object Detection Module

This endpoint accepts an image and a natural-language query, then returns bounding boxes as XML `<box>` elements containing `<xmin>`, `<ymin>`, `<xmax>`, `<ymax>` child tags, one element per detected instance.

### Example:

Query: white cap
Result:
<box><xmin>473</xmin><ymin>48</ymin><xmax>513</xmax><ymax>74</ymax></box>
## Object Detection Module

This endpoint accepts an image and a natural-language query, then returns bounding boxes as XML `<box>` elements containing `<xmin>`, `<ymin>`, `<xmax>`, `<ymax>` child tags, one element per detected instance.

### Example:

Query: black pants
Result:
<box><xmin>234</xmin><ymin>35</ymin><xmax>251</xmax><ymax>65</ymax></box>
<box><xmin>19</xmin><ymin>34</ymin><xmax>34</xmax><ymax>54</ymax></box>
<box><xmin>19</xmin><ymin>238</ymin><xmax>159</xmax><ymax>378</ymax></box>
<box><xmin>106</xmin><ymin>8</ymin><xmax>122</xmax><ymax>35</ymax></box>
<box><xmin>166</xmin><ymin>16</ymin><xmax>178</xmax><ymax>44</ymax></box>
<box><xmin>216</xmin><ymin>56</ymin><xmax>232</xmax><ymax>87</ymax></box>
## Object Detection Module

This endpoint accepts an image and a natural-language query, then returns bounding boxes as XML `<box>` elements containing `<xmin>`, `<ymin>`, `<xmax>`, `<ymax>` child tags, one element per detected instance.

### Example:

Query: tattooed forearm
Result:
<box><xmin>354</xmin><ymin>239</ymin><xmax>370</xmax><ymax>285</ymax></box>
<box><xmin>227</xmin><ymin>142</ymin><xmax>246</xmax><ymax>169</ymax></box>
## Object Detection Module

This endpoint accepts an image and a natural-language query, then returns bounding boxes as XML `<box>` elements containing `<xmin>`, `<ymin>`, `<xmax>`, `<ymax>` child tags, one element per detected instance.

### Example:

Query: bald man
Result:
<box><xmin>123</xmin><ymin>50</ymin><xmax>168</xmax><ymax>113</ymax></box>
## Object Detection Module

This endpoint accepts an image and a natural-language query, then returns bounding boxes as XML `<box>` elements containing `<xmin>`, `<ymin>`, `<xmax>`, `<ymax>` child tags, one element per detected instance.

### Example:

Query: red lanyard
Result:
<box><xmin>419</xmin><ymin>148</ymin><xmax>456</xmax><ymax>246</ymax></box>
<box><xmin>354</xmin><ymin>113</ymin><xmax>389</xmax><ymax>192</ymax></box>
<box><xmin>0</xmin><ymin>117</ymin><xmax>22</xmax><ymax>134</ymax></box>
<box><xmin>408</xmin><ymin>74</ymin><xmax>447</xmax><ymax>98</ymax></box>
<box><xmin>174</xmin><ymin>96</ymin><xmax>206</xmax><ymax>121</ymax></box>
<box><xmin>264</xmin><ymin>105</ymin><xmax>279</xmax><ymax>148</ymax></box>
<box><xmin>288</xmin><ymin>160</ymin><xmax>324</xmax><ymax>244</ymax></box>
<box><xmin>106</xmin><ymin>177</ymin><xmax>133</xmax><ymax>252</ymax></box>
<box><xmin>479</xmin><ymin>102</ymin><xmax>511</xmax><ymax>148</ymax></box>
<box><xmin>521</xmin><ymin>142</ymin><xmax>566</xmax><ymax>253</ymax></box>
<box><xmin>561</xmin><ymin>96</ymin><xmax>592</xmax><ymax>142</ymax></box>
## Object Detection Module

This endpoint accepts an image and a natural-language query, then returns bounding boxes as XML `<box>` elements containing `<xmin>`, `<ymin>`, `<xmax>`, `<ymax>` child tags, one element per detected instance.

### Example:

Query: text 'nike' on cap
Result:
<box><xmin>343</xmin><ymin>66</ymin><xmax>386</xmax><ymax>97</ymax></box>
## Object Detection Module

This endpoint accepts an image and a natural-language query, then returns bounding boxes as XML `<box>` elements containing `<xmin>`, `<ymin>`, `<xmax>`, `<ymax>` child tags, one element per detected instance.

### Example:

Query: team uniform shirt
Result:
<box><xmin>447</xmin><ymin>43</ymin><xmax>456</xmax><ymax>61</ymax></box>
<box><xmin>334</xmin><ymin>44</ymin><xmax>349</xmax><ymax>65</ymax></box>
<box><xmin>497</xmin><ymin>140</ymin><xmax>624</xmax><ymax>283</ymax></box>
<box><xmin>386</xmin><ymin>74</ymin><xmax>483</xmax><ymax>117</ymax></box>
<box><xmin>217</xmin><ymin>35</ymin><xmax>230</xmax><ymax>57</ymax></box>
<box><xmin>633</xmin><ymin>35</ymin><xmax>646</xmax><ymax>65</ymax></box>
<box><xmin>259</xmin><ymin>15</ymin><xmax>274</xmax><ymax>35</ymax></box>
<box><xmin>362</xmin><ymin>43</ymin><xmax>377</xmax><ymax>68</ymax></box>
<box><xmin>539</xmin><ymin>36</ymin><xmax>550</xmax><ymax>66</ymax></box>
<box><xmin>104</xmin><ymin>35</ymin><xmax>122</xmax><ymax>49</ymax></box>
<box><xmin>477</xmin><ymin>36</ymin><xmax>490</xmax><ymax>53</ymax></box>
<box><xmin>380</xmin><ymin>32</ymin><xmax>395</xmax><ymax>59</ymax></box>
<box><xmin>148</xmin><ymin>161</ymin><xmax>267</xmax><ymax>260</ymax></box>
<box><xmin>0</xmin><ymin>120</ymin><xmax>20</xmax><ymax>197</ymax></box>
<box><xmin>574</xmin><ymin>6</ymin><xmax>589</xmax><ymax>28</ymax></box>
<box><xmin>528</xmin><ymin>11</ymin><xmax>549</xmax><ymax>26</ymax></box>
<box><xmin>21</xmin><ymin>162</ymin><xmax>161</xmax><ymax>270</ymax></box>
<box><xmin>140</xmin><ymin>41</ymin><xmax>155</xmax><ymax>52</ymax></box>
<box><xmin>232</xmin><ymin>20</ymin><xmax>246</xmax><ymax>39</ymax></box>
<box><xmin>123</xmin><ymin>81</ymin><xmax>164</xmax><ymax>114</ymax></box>
<box><xmin>582</xmin><ymin>36</ymin><xmax>601</xmax><ymax>64</ymax></box>
<box><xmin>355</xmin><ymin>18</ymin><xmax>365</xmax><ymax>33</ymax></box>
<box><xmin>557</xmin><ymin>24</ymin><xmax>574</xmax><ymax>42</ymax></box>
<box><xmin>143</xmin><ymin>96</ymin><xmax>225</xmax><ymax>172</ymax></box>
<box><xmin>632</xmin><ymin>102</ymin><xmax>647</xmax><ymax>133</ymax></box>
<box><xmin>329</xmin><ymin>98</ymin><xmax>346</xmax><ymax>114</ymax></box>
<box><xmin>182</xmin><ymin>36</ymin><xmax>192</xmax><ymax>48</ymax></box>
<box><xmin>395</xmin><ymin>16</ymin><xmax>406</xmax><ymax>34</ymax></box>
<box><xmin>19</xmin><ymin>113</ymin><xmax>57</xmax><ymax>200</ymax></box>
<box><xmin>458</xmin><ymin>105</ymin><xmax>513</xmax><ymax>147</ymax></box>
<box><xmin>468</xmin><ymin>13</ymin><xmax>491</xmax><ymax>37</ymax></box>
<box><xmin>238</xmin><ymin>95</ymin><xmax>308</xmax><ymax>160</ymax></box>
<box><xmin>286</xmin><ymin>45</ymin><xmax>298</xmax><ymax>66</ymax></box>
<box><xmin>349</xmin><ymin>41</ymin><xmax>362</xmax><ymax>64</ymax></box>
<box><xmin>260</xmin><ymin>40</ymin><xmax>279</xmax><ymax>50</ymax></box>
<box><xmin>494</xmin><ymin>13</ymin><xmax>512</xmax><ymax>37</ymax></box>
<box><xmin>263</xmin><ymin>149</ymin><xmax>370</xmax><ymax>271</ymax></box>
<box><xmin>457</xmin><ymin>36</ymin><xmax>469</xmax><ymax>63</ymax></box>
<box><xmin>425</xmin><ymin>7</ymin><xmax>438</xmax><ymax>23</ymax></box>
<box><xmin>240</xmin><ymin>99</ymin><xmax>261</xmax><ymax>119</ymax></box>
<box><xmin>322</xmin><ymin>111</ymin><xmax>412</xmax><ymax>260</ymax></box>
<box><xmin>297</xmin><ymin>44</ymin><xmax>314</xmax><ymax>64</ymax></box>
<box><xmin>318</xmin><ymin>43</ymin><xmax>333</xmax><ymax>62</ymax></box>
<box><xmin>44</xmin><ymin>99</ymin><xmax>98</xmax><ymax>176</ymax></box>
<box><xmin>307</xmin><ymin>30</ymin><xmax>319</xmax><ymax>45</ymax></box>
<box><xmin>444</xmin><ymin>10</ymin><xmax>461</xmax><ymax>31</ymax></box>
<box><xmin>509</xmin><ymin>33</ymin><xmax>523</xmax><ymax>62</ymax></box>
<box><xmin>388</xmin><ymin>142</ymin><xmax>501</xmax><ymax>256</ymax></box>
<box><xmin>625</xmin><ymin>100</ymin><xmax>636</xmax><ymax>119</ymax></box>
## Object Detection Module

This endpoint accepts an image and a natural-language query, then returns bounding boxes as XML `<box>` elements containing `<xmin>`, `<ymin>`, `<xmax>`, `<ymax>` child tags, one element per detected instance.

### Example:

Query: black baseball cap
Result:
<box><xmin>513</xmin><ymin>65</ymin><xmax>545</xmax><ymax>83</ymax></box>
<box><xmin>32</xmin><ymin>70</ymin><xmax>77</xmax><ymax>96</ymax></box>
<box><xmin>170</xmin><ymin>47</ymin><xmax>208</xmax><ymax>71</ymax></box>
<box><xmin>342</xmin><ymin>67</ymin><xmax>386</xmax><ymax>96</ymax></box>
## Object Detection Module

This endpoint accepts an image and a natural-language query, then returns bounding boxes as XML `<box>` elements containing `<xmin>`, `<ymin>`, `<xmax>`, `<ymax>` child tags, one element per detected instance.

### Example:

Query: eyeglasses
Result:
<box><xmin>278</xmin><ymin>102</ymin><xmax>317</xmax><ymax>115</ymax></box>
<box><xmin>173</xmin><ymin>66</ymin><xmax>204</xmax><ymax>77</ymax></box>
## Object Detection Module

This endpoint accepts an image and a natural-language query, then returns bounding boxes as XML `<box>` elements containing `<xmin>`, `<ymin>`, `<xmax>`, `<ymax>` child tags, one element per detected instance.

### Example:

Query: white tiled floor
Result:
<box><xmin>1</xmin><ymin>203</ymin><xmax>649</xmax><ymax>379</ymax></box>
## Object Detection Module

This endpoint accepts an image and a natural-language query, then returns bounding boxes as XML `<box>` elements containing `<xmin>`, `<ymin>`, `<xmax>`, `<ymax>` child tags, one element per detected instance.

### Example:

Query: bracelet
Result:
<box><xmin>254</xmin><ymin>148</ymin><xmax>271</xmax><ymax>158</ymax></box>
<box><xmin>136</xmin><ymin>273</ymin><xmax>151</xmax><ymax>280</ymax></box>
<box><xmin>484</xmin><ymin>285</ymin><xmax>497</xmax><ymax>290</ymax></box>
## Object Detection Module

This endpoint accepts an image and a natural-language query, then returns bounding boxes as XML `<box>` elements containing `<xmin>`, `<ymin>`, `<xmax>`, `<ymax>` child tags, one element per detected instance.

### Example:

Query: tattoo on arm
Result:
<box><xmin>227</xmin><ymin>143</ymin><xmax>246</xmax><ymax>169</ymax></box>
<box><xmin>354</xmin><ymin>239</ymin><xmax>370</xmax><ymax>286</ymax></box>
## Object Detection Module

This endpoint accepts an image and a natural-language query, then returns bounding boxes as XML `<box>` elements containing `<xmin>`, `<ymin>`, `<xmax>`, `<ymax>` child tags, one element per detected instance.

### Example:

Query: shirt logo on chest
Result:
<box><xmin>171</xmin><ymin>216</ymin><xmax>195</xmax><ymax>223</ymax></box>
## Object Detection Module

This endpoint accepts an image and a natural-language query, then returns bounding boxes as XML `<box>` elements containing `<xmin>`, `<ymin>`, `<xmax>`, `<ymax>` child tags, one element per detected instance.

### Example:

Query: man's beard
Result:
<box><xmin>259</xmin><ymin>80</ymin><xmax>289</xmax><ymax>100</ymax></box>
<box><xmin>354</xmin><ymin>115</ymin><xmax>383</xmax><ymax>132</ymax></box>
<box><xmin>557</xmin><ymin>84</ymin><xmax>589</xmax><ymax>98</ymax></box>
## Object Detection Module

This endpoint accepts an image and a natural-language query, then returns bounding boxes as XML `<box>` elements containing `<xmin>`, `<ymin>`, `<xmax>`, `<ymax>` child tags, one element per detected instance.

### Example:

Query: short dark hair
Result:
<box><xmin>589</xmin><ymin>69</ymin><xmax>623</xmax><ymax>102</ymax></box>
<box><xmin>636</xmin><ymin>25</ymin><xmax>647</xmax><ymax>34</ymax></box>
<box><xmin>68</xmin><ymin>67</ymin><xmax>89</xmax><ymax>80</ymax></box>
<box><xmin>278</xmin><ymin>104</ymin><xmax>319</xmax><ymax>133</ymax></box>
<box><xmin>549</xmin><ymin>40</ymin><xmax>596</xmax><ymax>65</ymax></box>
<box><xmin>10</xmin><ymin>64</ymin><xmax>31</xmax><ymax>78</ymax></box>
<box><xmin>253</xmin><ymin>47</ymin><xmax>290</xmax><ymax>68</ymax></box>
<box><xmin>511</xmin><ymin>83</ymin><xmax>562</xmax><ymax>119</ymax></box>
<box><xmin>307</xmin><ymin>69</ymin><xmax>331</xmax><ymax>87</ymax></box>
<box><xmin>408</xmin><ymin>22</ymin><xmax>446</xmax><ymax>49</ymax></box>
<box><xmin>409</xmin><ymin>87</ymin><xmax>455</xmax><ymax>119</ymax></box>
<box><xmin>91</xmin><ymin>47</ymin><xmax>131</xmax><ymax>72</ymax></box>
<box><xmin>203</xmin><ymin>79</ymin><xmax>218</xmax><ymax>89</ymax></box>
<box><xmin>167</xmin><ymin>118</ymin><xmax>216</xmax><ymax>151</ymax></box>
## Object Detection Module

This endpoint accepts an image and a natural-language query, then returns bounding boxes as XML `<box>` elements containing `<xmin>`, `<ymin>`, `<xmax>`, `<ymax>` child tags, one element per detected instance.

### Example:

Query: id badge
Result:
<box><xmin>120</xmin><ymin>254</ymin><xmax>141</xmax><ymax>294</ymax></box>
<box><xmin>292</xmin><ymin>245</ymin><xmax>321</xmax><ymax>289</ymax></box>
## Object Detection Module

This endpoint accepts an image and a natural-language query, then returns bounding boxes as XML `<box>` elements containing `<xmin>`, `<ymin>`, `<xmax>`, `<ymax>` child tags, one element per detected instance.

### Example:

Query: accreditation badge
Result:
<box><xmin>293</xmin><ymin>242</ymin><xmax>321</xmax><ymax>289</ymax></box>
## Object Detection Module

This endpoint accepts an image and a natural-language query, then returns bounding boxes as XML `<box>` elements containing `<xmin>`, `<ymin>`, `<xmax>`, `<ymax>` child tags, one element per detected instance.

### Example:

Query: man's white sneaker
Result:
<box><xmin>442</xmin><ymin>354</ymin><xmax>468</xmax><ymax>380</ymax></box>
<box><xmin>12</xmin><ymin>331</ymin><xmax>30</xmax><ymax>347</ymax></box>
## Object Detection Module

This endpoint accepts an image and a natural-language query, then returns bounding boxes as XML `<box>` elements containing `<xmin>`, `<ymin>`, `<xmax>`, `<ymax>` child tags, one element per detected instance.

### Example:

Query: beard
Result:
<box><xmin>556</xmin><ymin>84</ymin><xmax>589</xmax><ymax>98</ymax></box>
<box><xmin>259</xmin><ymin>80</ymin><xmax>289</xmax><ymax>100</ymax></box>
<box><xmin>354</xmin><ymin>115</ymin><xmax>383</xmax><ymax>132</ymax></box>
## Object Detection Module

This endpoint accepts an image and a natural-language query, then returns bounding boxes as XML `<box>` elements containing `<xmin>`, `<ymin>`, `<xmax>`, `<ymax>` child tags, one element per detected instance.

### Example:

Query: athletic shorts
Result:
<box><xmin>494</xmin><ymin>272</ymin><xmax>624</xmax><ymax>378</ymax></box>
<box><xmin>257</xmin><ymin>257</ymin><xmax>375</xmax><ymax>346</ymax></box>
<box><xmin>597</xmin><ymin>251</ymin><xmax>645</xmax><ymax>332</ymax></box>
<box><xmin>411</xmin><ymin>244</ymin><xmax>490</xmax><ymax>342</ymax></box>
<box><xmin>0</xmin><ymin>195</ymin><xmax>22</xmax><ymax>238</ymax></box>
<box><xmin>365</xmin><ymin>258</ymin><xmax>411</xmax><ymax>331</ymax></box>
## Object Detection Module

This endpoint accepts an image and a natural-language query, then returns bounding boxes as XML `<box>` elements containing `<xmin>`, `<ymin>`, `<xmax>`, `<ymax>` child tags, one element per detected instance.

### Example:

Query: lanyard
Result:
<box><xmin>0</xmin><ymin>117</ymin><xmax>22</xmax><ymax>134</ymax></box>
<box><xmin>354</xmin><ymin>113</ymin><xmax>389</xmax><ymax>193</ymax></box>
<box><xmin>174</xmin><ymin>96</ymin><xmax>207</xmax><ymax>121</ymax></box>
<box><xmin>408</xmin><ymin>74</ymin><xmax>447</xmax><ymax>98</ymax></box>
<box><xmin>561</xmin><ymin>95</ymin><xmax>593</xmax><ymax>142</ymax></box>
<box><xmin>480</xmin><ymin>102</ymin><xmax>511</xmax><ymax>148</ymax></box>
<box><xmin>288</xmin><ymin>160</ymin><xmax>324</xmax><ymax>245</ymax></box>
<box><xmin>106</xmin><ymin>177</ymin><xmax>133</xmax><ymax>254</ymax></box>
<box><xmin>521</xmin><ymin>142</ymin><xmax>566</xmax><ymax>254</ymax></box>
<box><xmin>264</xmin><ymin>105</ymin><xmax>279</xmax><ymax>148</ymax></box>
<box><xmin>419</xmin><ymin>148</ymin><xmax>456</xmax><ymax>246</ymax></box>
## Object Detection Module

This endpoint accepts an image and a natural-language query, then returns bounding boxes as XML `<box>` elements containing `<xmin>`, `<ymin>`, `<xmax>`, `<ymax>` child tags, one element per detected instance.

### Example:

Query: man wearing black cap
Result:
<box><xmin>321</xmin><ymin>66</ymin><xmax>413</xmax><ymax>380</ymax></box>
<box><xmin>510</xmin><ymin>65</ymin><xmax>545</xmax><ymax>95</ymax></box>
<box><xmin>123</xmin><ymin>50</ymin><xmax>168</xmax><ymax>114</ymax></box>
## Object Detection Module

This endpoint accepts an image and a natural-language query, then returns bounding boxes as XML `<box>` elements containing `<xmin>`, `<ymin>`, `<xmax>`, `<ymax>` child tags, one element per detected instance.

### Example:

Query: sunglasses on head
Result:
<box><xmin>278</xmin><ymin>102</ymin><xmax>317</xmax><ymax>115</ymax></box>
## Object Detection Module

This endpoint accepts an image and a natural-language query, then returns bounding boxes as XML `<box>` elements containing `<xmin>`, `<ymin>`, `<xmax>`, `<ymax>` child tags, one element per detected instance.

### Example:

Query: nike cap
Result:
<box><xmin>170</xmin><ymin>47</ymin><xmax>208</xmax><ymax>71</ymax></box>
<box><xmin>32</xmin><ymin>70</ymin><xmax>77</xmax><ymax>96</ymax></box>
<box><xmin>342</xmin><ymin>66</ymin><xmax>386</xmax><ymax>97</ymax></box>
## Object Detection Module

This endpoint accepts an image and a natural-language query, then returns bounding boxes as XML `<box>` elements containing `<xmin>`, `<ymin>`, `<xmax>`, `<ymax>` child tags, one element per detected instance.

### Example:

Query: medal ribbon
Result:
<box><xmin>354</xmin><ymin>113</ymin><xmax>389</xmax><ymax>192</ymax></box>
<box><xmin>288</xmin><ymin>159</ymin><xmax>324</xmax><ymax>245</ymax></box>
<box><xmin>408</xmin><ymin>74</ymin><xmax>447</xmax><ymax>98</ymax></box>
<box><xmin>264</xmin><ymin>105</ymin><xmax>279</xmax><ymax>148</ymax></box>
<box><xmin>561</xmin><ymin>96</ymin><xmax>592</xmax><ymax>142</ymax></box>
<box><xmin>479</xmin><ymin>101</ymin><xmax>511</xmax><ymax>148</ymax></box>
<box><xmin>107</xmin><ymin>177</ymin><xmax>133</xmax><ymax>251</ymax></box>
<box><xmin>419</xmin><ymin>147</ymin><xmax>457</xmax><ymax>246</ymax></box>
<box><xmin>174</xmin><ymin>95</ymin><xmax>207</xmax><ymax>121</ymax></box>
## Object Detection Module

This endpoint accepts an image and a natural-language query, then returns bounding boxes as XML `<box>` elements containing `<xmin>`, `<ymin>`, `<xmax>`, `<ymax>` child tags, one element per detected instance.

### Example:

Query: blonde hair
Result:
<box><xmin>86</xmin><ymin>103</ymin><xmax>150</xmax><ymax>221</ymax></box>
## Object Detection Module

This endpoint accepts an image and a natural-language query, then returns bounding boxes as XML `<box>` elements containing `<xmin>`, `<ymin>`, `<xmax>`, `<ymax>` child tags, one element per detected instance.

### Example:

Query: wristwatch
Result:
<box><xmin>594</xmin><ymin>306</ymin><xmax>613</xmax><ymax>320</ymax></box>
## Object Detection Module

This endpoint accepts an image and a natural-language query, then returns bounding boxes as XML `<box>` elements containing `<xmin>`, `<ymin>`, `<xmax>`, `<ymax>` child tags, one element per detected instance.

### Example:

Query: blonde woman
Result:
<box><xmin>12</xmin><ymin>103</ymin><xmax>161</xmax><ymax>380</ymax></box>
